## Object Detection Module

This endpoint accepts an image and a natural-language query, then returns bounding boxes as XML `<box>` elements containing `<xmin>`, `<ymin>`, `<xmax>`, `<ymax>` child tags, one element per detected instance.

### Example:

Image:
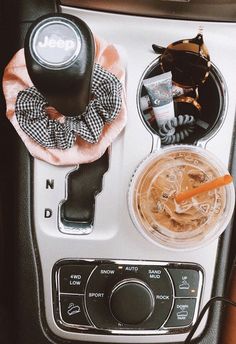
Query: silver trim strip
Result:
<box><xmin>196</xmin><ymin>65</ymin><xmax>228</xmax><ymax>148</ymax></box>
<box><xmin>58</xmin><ymin>166</ymin><xmax>94</xmax><ymax>235</ymax></box>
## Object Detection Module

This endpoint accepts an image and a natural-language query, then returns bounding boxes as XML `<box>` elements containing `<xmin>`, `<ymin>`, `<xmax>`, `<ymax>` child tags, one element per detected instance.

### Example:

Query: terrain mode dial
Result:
<box><xmin>109</xmin><ymin>279</ymin><xmax>155</xmax><ymax>325</ymax></box>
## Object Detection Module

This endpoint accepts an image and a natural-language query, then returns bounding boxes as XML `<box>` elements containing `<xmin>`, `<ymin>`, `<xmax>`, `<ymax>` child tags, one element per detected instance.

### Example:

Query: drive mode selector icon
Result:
<box><xmin>30</xmin><ymin>18</ymin><xmax>81</xmax><ymax>68</ymax></box>
<box><xmin>109</xmin><ymin>279</ymin><xmax>155</xmax><ymax>325</ymax></box>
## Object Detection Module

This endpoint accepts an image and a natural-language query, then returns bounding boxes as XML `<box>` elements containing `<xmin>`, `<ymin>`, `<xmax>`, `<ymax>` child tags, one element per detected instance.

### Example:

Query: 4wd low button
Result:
<box><xmin>59</xmin><ymin>265</ymin><xmax>95</xmax><ymax>294</ymax></box>
<box><xmin>165</xmin><ymin>298</ymin><xmax>196</xmax><ymax>328</ymax></box>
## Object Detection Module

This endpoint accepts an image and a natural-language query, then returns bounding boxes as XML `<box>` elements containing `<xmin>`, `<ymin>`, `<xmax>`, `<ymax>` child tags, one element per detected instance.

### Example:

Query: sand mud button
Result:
<box><xmin>30</xmin><ymin>17</ymin><xmax>81</xmax><ymax>68</ymax></box>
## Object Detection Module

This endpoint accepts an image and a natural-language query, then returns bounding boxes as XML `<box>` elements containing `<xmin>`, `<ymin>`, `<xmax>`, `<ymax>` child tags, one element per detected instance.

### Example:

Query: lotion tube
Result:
<box><xmin>143</xmin><ymin>72</ymin><xmax>175</xmax><ymax>127</ymax></box>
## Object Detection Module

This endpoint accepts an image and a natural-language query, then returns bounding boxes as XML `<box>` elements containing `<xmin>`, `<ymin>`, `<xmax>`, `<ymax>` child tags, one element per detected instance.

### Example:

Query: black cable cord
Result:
<box><xmin>184</xmin><ymin>296</ymin><xmax>236</xmax><ymax>343</ymax></box>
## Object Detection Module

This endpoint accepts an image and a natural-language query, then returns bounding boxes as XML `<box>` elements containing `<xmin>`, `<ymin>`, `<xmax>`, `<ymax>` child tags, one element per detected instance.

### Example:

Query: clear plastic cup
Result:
<box><xmin>128</xmin><ymin>145</ymin><xmax>235</xmax><ymax>250</ymax></box>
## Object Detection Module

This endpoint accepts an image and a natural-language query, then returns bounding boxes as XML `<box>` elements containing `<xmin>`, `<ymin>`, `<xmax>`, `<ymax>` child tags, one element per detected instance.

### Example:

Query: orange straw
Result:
<box><xmin>175</xmin><ymin>174</ymin><xmax>233</xmax><ymax>203</ymax></box>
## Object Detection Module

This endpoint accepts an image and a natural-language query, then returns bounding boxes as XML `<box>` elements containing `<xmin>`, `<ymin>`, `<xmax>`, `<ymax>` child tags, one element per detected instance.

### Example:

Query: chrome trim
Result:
<box><xmin>161</xmin><ymin>268</ymin><xmax>175</xmax><ymax>326</ymax></box>
<box><xmin>196</xmin><ymin>64</ymin><xmax>228</xmax><ymax>148</ymax></box>
<box><xmin>83</xmin><ymin>264</ymin><xmax>98</xmax><ymax>328</ymax></box>
<box><xmin>58</xmin><ymin>165</ymin><xmax>94</xmax><ymax>235</ymax></box>
<box><xmin>136</xmin><ymin>64</ymin><xmax>161</xmax><ymax>153</ymax></box>
<box><xmin>53</xmin><ymin>259</ymin><xmax>204</xmax><ymax>336</ymax></box>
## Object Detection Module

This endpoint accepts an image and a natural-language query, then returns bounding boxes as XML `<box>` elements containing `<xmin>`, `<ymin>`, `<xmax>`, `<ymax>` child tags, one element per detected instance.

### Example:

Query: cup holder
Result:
<box><xmin>137</xmin><ymin>58</ymin><xmax>228</xmax><ymax>146</ymax></box>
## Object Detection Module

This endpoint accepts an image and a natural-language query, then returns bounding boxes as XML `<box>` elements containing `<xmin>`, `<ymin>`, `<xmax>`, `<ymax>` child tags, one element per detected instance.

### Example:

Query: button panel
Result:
<box><xmin>53</xmin><ymin>260</ymin><xmax>203</xmax><ymax>335</ymax></box>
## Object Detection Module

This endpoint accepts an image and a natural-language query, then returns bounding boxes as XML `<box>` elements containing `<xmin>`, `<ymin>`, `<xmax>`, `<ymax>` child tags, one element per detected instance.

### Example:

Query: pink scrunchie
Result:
<box><xmin>3</xmin><ymin>36</ymin><xmax>127</xmax><ymax>166</ymax></box>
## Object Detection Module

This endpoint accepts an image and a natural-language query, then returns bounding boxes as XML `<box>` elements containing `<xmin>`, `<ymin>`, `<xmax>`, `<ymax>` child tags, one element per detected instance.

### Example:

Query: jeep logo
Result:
<box><xmin>32</xmin><ymin>19</ymin><xmax>81</xmax><ymax>67</ymax></box>
<box><xmin>38</xmin><ymin>36</ymin><xmax>76</xmax><ymax>51</ymax></box>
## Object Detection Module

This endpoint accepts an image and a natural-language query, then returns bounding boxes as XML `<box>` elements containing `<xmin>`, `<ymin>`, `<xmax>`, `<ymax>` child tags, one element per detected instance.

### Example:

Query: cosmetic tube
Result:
<box><xmin>143</xmin><ymin>72</ymin><xmax>175</xmax><ymax>127</ymax></box>
<box><xmin>140</xmin><ymin>85</ymin><xmax>193</xmax><ymax>112</ymax></box>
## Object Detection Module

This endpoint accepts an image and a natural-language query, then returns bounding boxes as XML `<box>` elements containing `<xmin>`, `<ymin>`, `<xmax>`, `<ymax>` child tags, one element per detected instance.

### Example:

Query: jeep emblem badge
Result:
<box><xmin>31</xmin><ymin>18</ymin><xmax>81</xmax><ymax>69</ymax></box>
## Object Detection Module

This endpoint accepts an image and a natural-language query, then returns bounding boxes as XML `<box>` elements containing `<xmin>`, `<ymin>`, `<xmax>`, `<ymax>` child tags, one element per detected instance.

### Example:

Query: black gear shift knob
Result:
<box><xmin>24</xmin><ymin>13</ymin><xmax>95</xmax><ymax>117</ymax></box>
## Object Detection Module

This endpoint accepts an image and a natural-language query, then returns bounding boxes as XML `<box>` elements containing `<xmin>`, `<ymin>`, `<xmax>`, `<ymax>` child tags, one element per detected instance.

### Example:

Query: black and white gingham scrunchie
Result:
<box><xmin>15</xmin><ymin>63</ymin><xmax>122</xmax><ymax>150</ymax></box>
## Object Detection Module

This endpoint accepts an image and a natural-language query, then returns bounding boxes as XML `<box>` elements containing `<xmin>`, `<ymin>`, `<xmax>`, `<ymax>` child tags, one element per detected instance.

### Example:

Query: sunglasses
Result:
<box><xmin>152</xmin><ymin>33</ymin><xmax>211</xmax><ymax>89</ymax></box>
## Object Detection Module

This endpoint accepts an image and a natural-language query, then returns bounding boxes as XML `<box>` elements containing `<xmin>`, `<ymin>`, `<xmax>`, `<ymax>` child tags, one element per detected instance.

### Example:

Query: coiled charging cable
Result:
<box><xmin>158</xmin><ymin>114</ymin><xmax>196</xmax><ymax>144</ymax></box>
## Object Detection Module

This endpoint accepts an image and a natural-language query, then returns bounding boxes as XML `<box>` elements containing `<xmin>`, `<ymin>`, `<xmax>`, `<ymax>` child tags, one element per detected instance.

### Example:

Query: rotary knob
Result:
<box><xmin>109</xmin><ymin>279</ymin><xmax>155</xmax><ymax>325</ymax></box>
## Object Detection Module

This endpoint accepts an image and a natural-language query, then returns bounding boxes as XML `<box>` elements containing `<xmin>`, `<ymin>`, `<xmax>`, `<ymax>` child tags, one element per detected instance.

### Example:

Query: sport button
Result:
<box><xmin>59</xmin><ymin>265</ymin><xmax>95</xmax><ymax>294</ymax></box>
<box><xmin>165</xmin><ymin>298</ymin><xmax>196</xmax><ymax>328</ymax></box>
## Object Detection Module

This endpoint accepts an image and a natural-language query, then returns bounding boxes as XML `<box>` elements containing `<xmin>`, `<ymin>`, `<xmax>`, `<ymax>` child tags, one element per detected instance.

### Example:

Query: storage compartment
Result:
<box><xmin>137</xmin><ymin>58</ymin><xmax>227</xmax><ymax>146</ymax></box>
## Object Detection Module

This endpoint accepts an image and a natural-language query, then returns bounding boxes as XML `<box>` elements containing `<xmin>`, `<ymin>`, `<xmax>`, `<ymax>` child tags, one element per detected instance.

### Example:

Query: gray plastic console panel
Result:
<box><xmin>31</xmin><ymin>6</ymin><xmax>236</xmax><ymax>344</ymax></box>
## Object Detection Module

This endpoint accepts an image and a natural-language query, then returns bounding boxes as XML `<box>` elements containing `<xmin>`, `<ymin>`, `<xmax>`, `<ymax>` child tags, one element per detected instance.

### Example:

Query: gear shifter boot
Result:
<box><xmin>60</xmin><ymin>150</ymin><xmax>109</xmax><ymax>232</ymax></box>
<box><xmin>3</xmin><ymin>27</ymin><xmax>127</xmax><ymax>165</ymax></box>
<box><xmin>24</xmin><ymin>13</ymin><xmax>95</xmax><ymax>117</ymax></box>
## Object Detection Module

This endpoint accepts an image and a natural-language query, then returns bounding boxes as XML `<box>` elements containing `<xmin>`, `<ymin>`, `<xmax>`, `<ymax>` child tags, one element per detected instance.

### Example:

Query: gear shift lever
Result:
<box><xmin>24</xmin><ymin>13</ymin><xmax>95</xmax><ymax>117</ymax></box>
<box><xmin>23</xmin><ymin>13</ymin><xmax>109</xmax><ymax>232</ymax></box>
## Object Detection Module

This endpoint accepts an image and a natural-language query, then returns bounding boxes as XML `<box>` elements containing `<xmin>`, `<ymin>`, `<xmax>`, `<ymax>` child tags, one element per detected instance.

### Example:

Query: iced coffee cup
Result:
<box><xmin>128</xmin><ymin>145</ymin><xmax>235</xmax><ymax>250</ymax></box>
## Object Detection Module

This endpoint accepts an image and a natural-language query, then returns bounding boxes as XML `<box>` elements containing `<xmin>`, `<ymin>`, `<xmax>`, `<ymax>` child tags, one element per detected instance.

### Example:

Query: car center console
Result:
<box><xmin>2</xmin><ymin>1</ymin><xmax>236</xmax><ymax>344</ymax></box>
<box><xmin>31</xmin><ymin>4</ymin><xmax>236</xmax><ymax>343</ymax></box>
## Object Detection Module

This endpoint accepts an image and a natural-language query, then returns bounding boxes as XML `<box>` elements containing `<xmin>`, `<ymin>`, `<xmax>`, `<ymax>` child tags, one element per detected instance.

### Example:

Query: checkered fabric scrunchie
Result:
<box><xmin>15</xmin><ymin>63</ymin><xmax>122</xmax><ymax>150</ymax></box>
